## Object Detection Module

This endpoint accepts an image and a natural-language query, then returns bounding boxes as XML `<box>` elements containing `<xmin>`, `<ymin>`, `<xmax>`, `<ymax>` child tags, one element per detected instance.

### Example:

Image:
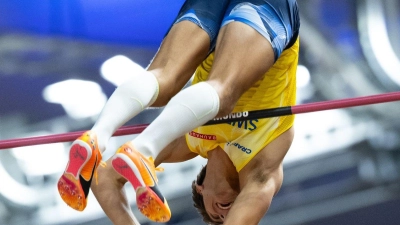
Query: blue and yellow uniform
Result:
<box><xmin>172</xmin><ymin>0</ymin><xmax>299</xmax><ymax>56</ymax></box>
<box><xmin>173</xmin><ymin>0</ymin><xmax>300</xmax><ymax>172</ymax></box>
<box><xmin>185</xmin><ymin>38</ymin><xmax>299</xmax><ymax>172</ymax></box>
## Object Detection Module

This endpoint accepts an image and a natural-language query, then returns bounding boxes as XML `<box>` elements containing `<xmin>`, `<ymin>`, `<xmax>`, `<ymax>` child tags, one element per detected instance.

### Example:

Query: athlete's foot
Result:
<box><xmin>111</xmin><ymin>142</ymin><xmax>171</xmax><ymax>222</ymax></box>
<box><xmin>58</xmin><ymin>131</ymin><xmax>103</xmax><ymax>211</ymax></box>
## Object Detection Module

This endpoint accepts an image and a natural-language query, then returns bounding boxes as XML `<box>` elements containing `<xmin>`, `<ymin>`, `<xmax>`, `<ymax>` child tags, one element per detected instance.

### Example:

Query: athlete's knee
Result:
<box><xmin>151</xmin><ymin>79</ymin><xmax>178</xmax><ymax>107</ymax></box>
<box><xmin>206</xmin><ymin>80</ymin><xmax>237</xmax><ymax>117</ymax></box>
<box><xmin>151</xmin><ymin>94</ymin><xmax>172</xmax><ymax>107</ymax></box>
<box><xmin>145</xmin><ymin>70</ymin><xmax>175</xmax><ymax>107</ymax></box>
<box><xmin>216</xmin><ymin>95</ymin><xmax>236</xmax><ymax>117</ymax></box>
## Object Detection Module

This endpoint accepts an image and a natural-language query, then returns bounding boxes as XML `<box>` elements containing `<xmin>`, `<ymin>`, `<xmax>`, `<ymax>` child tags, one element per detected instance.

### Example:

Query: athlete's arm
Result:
<box><xmin>224</xmin><ymin>165</ymin><xmax>283</xmax><ymax>225</ymax></box>
<box><xmin>223</xmin><ymin>127</ymin><xmax>294</xmax><ymax>225</ymax></box>
<box><xmin>154</xmin><ymin>136</ymin><xmax>198</xmax><ymax>166</ymax></box>
<box><xmin>92</xmin><ymin>158</ymin><xmax>141</xmax><ymax>225</ymax></box>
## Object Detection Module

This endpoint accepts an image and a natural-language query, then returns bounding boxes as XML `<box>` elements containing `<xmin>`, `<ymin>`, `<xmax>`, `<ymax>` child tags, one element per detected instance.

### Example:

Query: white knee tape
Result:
<box><xmin>132</xmin><ymin>81</ymin><xmax>221</xmax><ymax>156</ymax></box>
<box><xmin>169</xmin><ymin>82</ymin><xmax>220</xmax><ymax>121</ymax></box>
<box><xmin>124</xmin><ymin>71</ymin><xmax>159</xmax><ymax>109</ymax></box>
<box><xmin>143</xmin><ymin>71</ymin><xmax>160</xmax><ymax>106</ymax></box>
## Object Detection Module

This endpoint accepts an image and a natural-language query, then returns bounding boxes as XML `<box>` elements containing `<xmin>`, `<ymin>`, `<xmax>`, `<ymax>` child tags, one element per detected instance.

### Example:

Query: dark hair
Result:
<box><xmin>191</xmin><ymin>165</ymin><xmax>222</xmax><ymax>225</ymax></box>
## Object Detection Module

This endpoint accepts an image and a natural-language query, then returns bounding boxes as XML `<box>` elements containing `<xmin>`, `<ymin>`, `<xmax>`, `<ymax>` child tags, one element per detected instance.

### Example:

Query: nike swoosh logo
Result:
<box><xmin>140</xmin><ymin>157</ymin><xmax>156</xmax><ymax>184</ymax></box>
<box><xmin>79</xmin><ymin>154</ymin><xmax>98</xmax><ymax>198</ymax></box>
<box><xmin>140</xmin><ymin>157</ymin><xmax>165</xmax><ymax>203</ymax></box>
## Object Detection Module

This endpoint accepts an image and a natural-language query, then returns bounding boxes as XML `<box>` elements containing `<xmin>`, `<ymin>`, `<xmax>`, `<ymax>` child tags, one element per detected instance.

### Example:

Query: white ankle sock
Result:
<box><xmin>132</xmin><ymin>82</ymin><xmax>220</xmax><ymax>157</ymax></box>
<box><xmin>92</xmin><ymin>71</ymin><xmax>159</xmax><ymax>152</ymax></box>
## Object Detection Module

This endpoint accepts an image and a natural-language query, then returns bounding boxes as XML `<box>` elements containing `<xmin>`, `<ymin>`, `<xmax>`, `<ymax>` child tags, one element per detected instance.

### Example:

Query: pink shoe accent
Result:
<box><xmin>112</xmin><ymin>157</ymin><xmax>143</xmax><ymax>189</ymax></box>
<box><xmin>66</xmin><ymin>144</ymin><xmax>89</xmax><ymax>177</ymax></box>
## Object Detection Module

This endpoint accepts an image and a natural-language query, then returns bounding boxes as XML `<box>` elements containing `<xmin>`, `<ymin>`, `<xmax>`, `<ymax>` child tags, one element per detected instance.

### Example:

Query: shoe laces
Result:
<box><xmin>148</xmin><ymin>156</ymin><xmax>164</xmax><ymax>172</ymax></box>
<box><xmin>94</xmin><ymin>161</ymin><xmax>107</xmax><ymax>185</ymax></box>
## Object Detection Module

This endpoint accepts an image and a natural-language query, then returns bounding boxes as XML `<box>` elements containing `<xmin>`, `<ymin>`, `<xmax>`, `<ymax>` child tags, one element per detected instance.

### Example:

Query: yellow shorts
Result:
<box><xmin>186</xmin><ymin>38</ymin><xmax>299</xmax><ymax>172</ymax></box>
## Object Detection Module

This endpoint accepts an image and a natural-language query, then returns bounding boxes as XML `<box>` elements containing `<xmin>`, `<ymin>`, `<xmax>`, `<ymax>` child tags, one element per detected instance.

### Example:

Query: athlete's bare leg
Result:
<box><xmin>207</xmin><ymin>21</ymin><xmax>276</xmax><ymax>116</ymax></box>
<box><xmin>126</xmin><ymin>20</ymin><xmax>276</xmax><ymax>161</ymax></box>
<box><xmin>148</xmin><ymin>21</ymin><xmax>210</xmax><ymax>106</ymax></box>
<box><xmin>91</xmin><ymin>21</ymin><xmax>210</xmax><ymax>153</ymax></box>
<box><xmin>59</xmin><ymin>19</ymin><xmax>210</xmax><ymax>214</ymax></box>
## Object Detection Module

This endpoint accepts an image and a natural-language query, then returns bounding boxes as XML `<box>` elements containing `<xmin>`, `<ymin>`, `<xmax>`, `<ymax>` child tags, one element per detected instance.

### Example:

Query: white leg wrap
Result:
<box><xmin>92</xmin><ymin>71</ymin><xmax>159</xmax><ymax>152</ymax></box>
<box><xmin>133</xmin><ymin>82</ymin><xmax>220</xmax><ymax>157</ymax></box>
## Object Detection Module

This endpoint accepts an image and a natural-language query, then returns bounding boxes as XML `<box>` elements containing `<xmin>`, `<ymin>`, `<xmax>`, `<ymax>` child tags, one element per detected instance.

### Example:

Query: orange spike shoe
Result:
<box><xmin>58</xmin><ymin>131</ymin><xmax>102</xmax><ymax>211</ymax></box>
<box><xmin>111</xmin><ymin>142</ymin><xmax>171</xmax><ymax>222</ymax></box>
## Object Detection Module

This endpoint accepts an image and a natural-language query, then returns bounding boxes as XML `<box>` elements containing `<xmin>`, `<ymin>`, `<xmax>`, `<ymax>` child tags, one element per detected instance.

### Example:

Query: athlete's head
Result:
<box><xmin>192</xmin><ymin>165</ymin><xmax>220</xmax><ymax>224</ymax></box>
<box><xmin>192</xmin><ymin>165</ymin><xmax>237</xmax><ymax>225</ymax></box>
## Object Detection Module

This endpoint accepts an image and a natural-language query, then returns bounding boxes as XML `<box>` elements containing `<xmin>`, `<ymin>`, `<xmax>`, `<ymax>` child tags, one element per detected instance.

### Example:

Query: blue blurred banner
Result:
<box><xmin>0</xmin><ymin>0</ymin><xmax>185</xmax><ymax>47</ymax></box>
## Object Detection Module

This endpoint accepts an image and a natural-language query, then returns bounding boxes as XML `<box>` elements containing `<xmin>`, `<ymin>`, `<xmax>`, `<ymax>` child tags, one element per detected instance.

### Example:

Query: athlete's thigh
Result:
<box><xmin>208</xmin><ymin>0</ymin><xmax>300</xmax><ymax>103</ymax></box>
<box><xmin>222</xmin><ymin>0</ymin><xmax>300</xmax><ymax>60</ymax></box>
<box><xmin>148</xmin><ymin>0</ymin><xmax>230</xmax><ymax>105</ymax></box>
<box><xmin>171</xmin><ymin>0</ymin><xmax>230</xmax><ymax>51</ymax></box>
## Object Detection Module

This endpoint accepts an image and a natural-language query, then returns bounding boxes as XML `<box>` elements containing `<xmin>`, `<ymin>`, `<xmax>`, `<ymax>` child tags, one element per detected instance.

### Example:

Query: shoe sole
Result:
<box><xmin>112</xmin><ymin>153</ymin><xmax>171</xmax><ymax>222</ymax></box>
<box><xmin>58</xmin><ymin>140</ymin><xmax>92</xmax><ymax>211</ymax></box>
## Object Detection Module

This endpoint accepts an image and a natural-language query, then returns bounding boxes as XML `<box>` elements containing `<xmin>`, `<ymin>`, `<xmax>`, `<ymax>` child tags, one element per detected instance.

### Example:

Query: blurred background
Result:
<box><xmin>0</xmin><ymin>0</ymin><xmax>400</xmax><ymax>224</ymax></box>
